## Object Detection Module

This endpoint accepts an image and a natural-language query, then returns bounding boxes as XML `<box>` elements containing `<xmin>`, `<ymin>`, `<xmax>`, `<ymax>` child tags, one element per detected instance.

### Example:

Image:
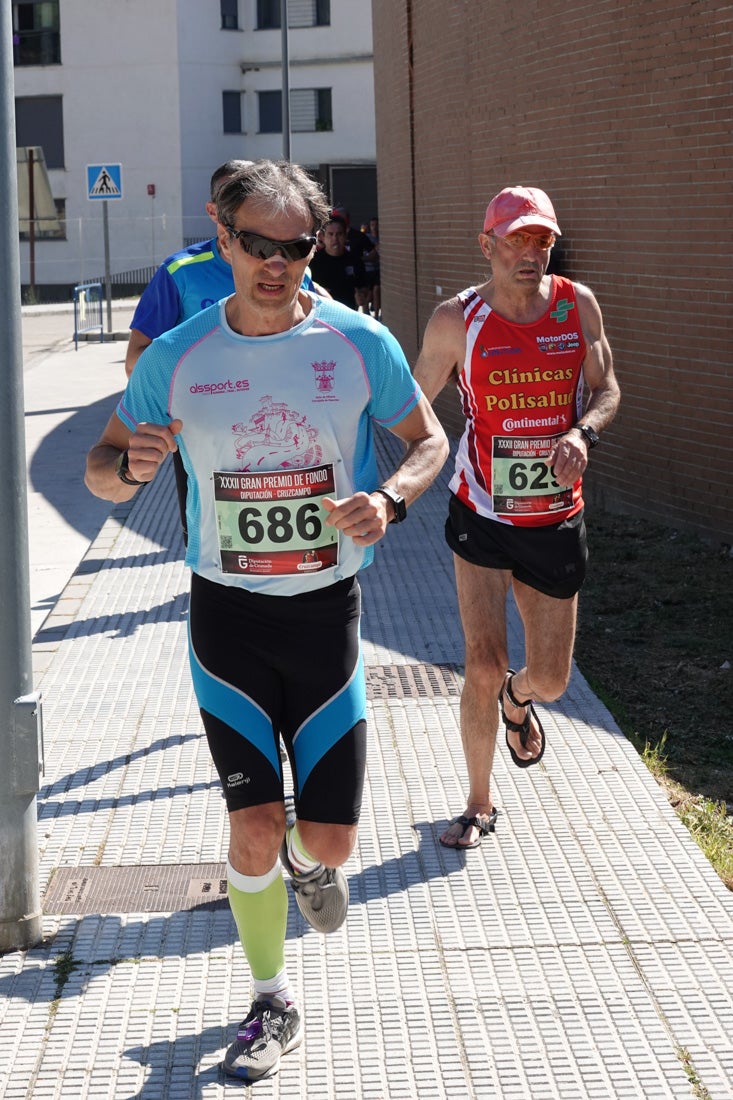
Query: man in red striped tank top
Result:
<box><xmin>414</xmin><ymin>186</ymin><xmax>620</xmax><ymax>849</ymax></box>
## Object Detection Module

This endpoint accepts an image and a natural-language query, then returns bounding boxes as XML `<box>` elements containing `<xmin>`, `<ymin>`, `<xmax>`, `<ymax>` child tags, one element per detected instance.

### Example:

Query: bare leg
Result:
<box><xmin>500</xmin><ymin>580</ymin><xmax>578</xmax><ymax>762</ymax></box>
<box><xmin>440</xmin><ymin>555</ymin><xmax>512</xmax><ymax>848</ymax></box>
<box><xmin>297</xmin><ymin>820</ymin><xmax>357</xmax><ymax>868</ymax></box>
<box><xmin>228</xmin><ymin>803</ymin><xmax>356</xmax><ymax>874</ymax></box>
<box><xmin>228</xmin><ymin>802</ymin><xmax>286</xmax><ymax>875</ymax></box>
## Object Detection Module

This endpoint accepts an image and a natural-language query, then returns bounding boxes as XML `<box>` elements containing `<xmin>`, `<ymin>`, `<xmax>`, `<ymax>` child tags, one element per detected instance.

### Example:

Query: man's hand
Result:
<box><xmin>546</xmin><ymin>430</ymin><xmax>588</xmax><ymax>487</ymax></box>
<box><xmin>85</xmin><ymin>415</ymin><xmax>183</xmax><ymax>502</ymax></box>
<box><xmin>322</xmin><ymin>491</ymin><xmax>391</xmax><ymax>546</ymax></box>
<box><xmin>127</xmin><ymin>419</ymin><xmax>183</xmax><ymax>483</ymax></box>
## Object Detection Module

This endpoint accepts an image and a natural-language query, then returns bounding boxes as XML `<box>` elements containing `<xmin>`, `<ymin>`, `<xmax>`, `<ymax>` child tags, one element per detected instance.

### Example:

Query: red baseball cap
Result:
<box><xmin>483</xmin><ymin>186</ymin><xmax>561</xmax><ymax>237</ymax></box>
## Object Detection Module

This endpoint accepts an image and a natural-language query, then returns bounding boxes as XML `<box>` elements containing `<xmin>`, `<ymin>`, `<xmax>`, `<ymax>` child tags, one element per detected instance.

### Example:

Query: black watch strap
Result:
<box><xmin>374</xmin><ymin>486</ymin><xmax>406</xmax><ymax>523</ymax></box>
<box><xmin>576</xmin><ymin>424</ymin><xmax>600</xmax><ymax>449</ymax></box>
<box><xmin>115</xmin><ymin>450</ymin><xmax>146</xmax><ymax>486</ymax></box>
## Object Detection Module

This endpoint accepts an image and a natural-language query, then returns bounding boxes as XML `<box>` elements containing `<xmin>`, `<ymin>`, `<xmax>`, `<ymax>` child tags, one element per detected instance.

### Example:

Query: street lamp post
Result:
<box><xmin>0</xmin><ymin>0</ymin><xmax>43</xmax><ymax>953</ymax></box>
<box><xmin>280</xmin><ymin>0</ymin><xmax>291</xmax><ymax>160</ymax></box>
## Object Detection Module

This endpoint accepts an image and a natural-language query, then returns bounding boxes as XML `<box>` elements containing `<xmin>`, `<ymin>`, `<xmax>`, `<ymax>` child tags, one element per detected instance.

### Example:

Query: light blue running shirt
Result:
<box><xmin>118</xmin><ymin>294</ymin><xmax>420</xmax><ymax>595</ymax></box>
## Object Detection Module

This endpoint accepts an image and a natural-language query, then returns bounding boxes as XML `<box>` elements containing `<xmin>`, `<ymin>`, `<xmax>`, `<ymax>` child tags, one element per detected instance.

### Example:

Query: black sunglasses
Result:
<box><xmin>226</xmin><ymin>227</ymin><xmax>316</xmax><ymax>262</ymax></box>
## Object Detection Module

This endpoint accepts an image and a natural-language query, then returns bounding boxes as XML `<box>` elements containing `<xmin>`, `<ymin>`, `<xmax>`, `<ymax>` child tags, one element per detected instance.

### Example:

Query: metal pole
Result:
<box><xmin>280</xmin><ymin>0</ymin><xmax>290</xmax><ymax>160</ymax></box>
<box><xmin>0</xmin><ymin>0</ymin><xmax>43</xmax><ymax>953</ymax></box>
<box><xmin>27</xmin><ymin>147</ymin><xmax>35</xmax><ymax>296</ymax></box>
<box><xmin>102</xmin><ymin>198</ymin><xmax>112</xmax><ymax>334</ymax></box>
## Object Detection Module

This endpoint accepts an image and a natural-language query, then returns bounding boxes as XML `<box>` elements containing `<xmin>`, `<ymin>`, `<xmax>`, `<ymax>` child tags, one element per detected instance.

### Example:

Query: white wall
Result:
<box><xmin>15</xmin><ymin>0</ymin><xmax>376</xmax><ymax>291</ymax></box>
<box><xmin>177</xmin><ymin>1</ymin><xmax>376</xmax><ymax>209</ymax></box>
<box><xmin>176</xmin><ymin>0</ymin><xmax>250</xmax><ymax>238</ymax></box>
<box><xmin>16</xmin><ymin>0</ymin><xmax>184</xmax><ymax>288</ymax></box>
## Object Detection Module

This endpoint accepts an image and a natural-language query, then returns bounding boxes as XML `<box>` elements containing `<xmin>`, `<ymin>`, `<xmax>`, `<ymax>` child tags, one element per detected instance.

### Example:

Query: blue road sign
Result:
<box><xmin>87</xmin><ymin>164</ymin><xmax>123</xmax><ymax>200</ymax></box>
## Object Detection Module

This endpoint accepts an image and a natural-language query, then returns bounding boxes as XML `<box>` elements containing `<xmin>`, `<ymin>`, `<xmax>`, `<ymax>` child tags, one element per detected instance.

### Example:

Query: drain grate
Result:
<box><xmin>365</xmin><ymin>662</ymin><xmax>462</xmax><ymax>699</ymax></box>
<box><xmin>43</xmin><ymin>863</ymin><xmax>228</xmax><ymax>915</ymax></box>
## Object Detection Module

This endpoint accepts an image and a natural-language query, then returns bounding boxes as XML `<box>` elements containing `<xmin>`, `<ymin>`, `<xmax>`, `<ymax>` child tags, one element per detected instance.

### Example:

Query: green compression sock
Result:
<box><xmin>227</xmin><ymin>859</ymin><xmax>288</xmax><ymax>981</ymax></box>
<box><xmin>286</xmin><ymin>822</ymin><xmax>321</xmax><ymax>876</ymax></box>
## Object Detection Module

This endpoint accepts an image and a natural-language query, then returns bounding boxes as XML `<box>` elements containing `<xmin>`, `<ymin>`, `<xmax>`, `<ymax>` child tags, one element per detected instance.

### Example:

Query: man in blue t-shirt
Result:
<box><xmin>125</xmin><ymin>160</ymin><xmax>252</xmax><ymax>378</ymax></box>
<box><xmin>86</xmin><ymin>158</ymin><xmax>448</xmax><ymax>1084</ymax></box>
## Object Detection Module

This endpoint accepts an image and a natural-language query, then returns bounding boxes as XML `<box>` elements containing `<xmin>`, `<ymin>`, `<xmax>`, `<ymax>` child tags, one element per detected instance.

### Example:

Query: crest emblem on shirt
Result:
<box><xmin>231</xmin><ymin>395</ymin><xmax>322</xmax><ymax>469</ymax></box>
<box><xmin>312</xmin><ymin>360</ymin><xmax>336</xmax><ymax>392</ymax></box>
<box><xmin>550</xmin><ymin>299</ymin><xmax>575</xmax><ymax>324</ymax></box>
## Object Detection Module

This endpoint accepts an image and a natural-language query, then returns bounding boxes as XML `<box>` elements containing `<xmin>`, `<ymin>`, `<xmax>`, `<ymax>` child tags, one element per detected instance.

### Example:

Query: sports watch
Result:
<box><xmin>373</xmin><ymin>485</ymin><xmax>407</xmax><ymax>523</ymax></box>
<box><xmin>575</xmin><ymin>423</ymin><xmax>600</xmax><ymax>449</ymax></box>
<box><xmin>115</xmin><ymin>450</ymin><xmax>146</xmax><ymax>486</ymax></box>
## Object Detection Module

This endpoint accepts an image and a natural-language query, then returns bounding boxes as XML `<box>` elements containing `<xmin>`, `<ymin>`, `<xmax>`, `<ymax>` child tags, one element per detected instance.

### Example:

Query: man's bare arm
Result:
<box><xmin>548</xmin><ymin>282</ymin><xmax>620</xmax><ymax>485</ymax></box>
<box><xmin>412</xmin><ymin>298</ymin><xmax>465</xmax><ymax>402</ymax></box>
<box><xmin>323</xmin><ymin>395</ymin><xmax>448</xmax><ymax>546</ymax></box>
<box><xmin>573</xmin><ymin>282</ymin><xmax>621</xmax><ymax>430</ymax></box>
<box><xmin>124</xmin><ymin>328</ymin><xmax>153</xmax><ymax>378</ymax></box>
<box><xmin>381</xmin><ymin>393</ymin><xmax>450</xmax><ymax>507</ymax></box>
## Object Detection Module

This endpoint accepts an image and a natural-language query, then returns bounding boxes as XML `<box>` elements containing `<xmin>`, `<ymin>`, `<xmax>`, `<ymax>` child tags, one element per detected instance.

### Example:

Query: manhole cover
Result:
<box><xmin>43</xmin><ymin>863</ymin><xmax>228</xmax><ymax>915</ymax></box>
<box><xmin>365</xmin><ymin>663</ymin><xmax>462</xmax><ymax>699</ymax></box>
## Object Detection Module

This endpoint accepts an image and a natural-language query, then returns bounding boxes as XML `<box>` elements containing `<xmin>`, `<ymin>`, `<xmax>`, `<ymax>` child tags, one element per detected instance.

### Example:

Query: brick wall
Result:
<box><xmin>372</xmin><ymin>0</ymin><xmax>733</xmax><ymax>542</ymax></box>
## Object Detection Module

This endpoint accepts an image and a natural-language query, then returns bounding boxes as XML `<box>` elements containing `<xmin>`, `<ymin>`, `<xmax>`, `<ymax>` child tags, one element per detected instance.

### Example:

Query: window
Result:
<box><xmin>256</xmin><ymin>0</ymin><xmax>330</xmax><ymax>30</ymax></box>
<box><xmin>256</xmin><ymin>0</ymin><xmax>278</xmax><ymax>29</ymax></box>
<box><xmin>292</xmin><ymin>88</ymin><xmax>332</xmax><ymax>132</ymax></box>
<box><xmin>258</xmin><ymin>91</ymin><xmax>281</xmax><ymax>133</ymax></box>
<box><xmin>15</xmin><ymin>95</ymin><xmax>64</xmax><ymax>168</ymax></box>
<box><xmin>12</xmin><ymin>1</ymin><xmax>60</xmax><ymax>66</ymax></box>
<box><xmin>258</xmin><ymin>89</ymin><xmax>332</xmax><ymax>133</ymax></box>
<box><xmin>220</xmin><ymin>0</ymin><xmax>238</xmax><ymax>30</ymax></box>
<box><xmin>223</xmin><ymin>91</ymin><xmax>243</xmax><ymax>133</ymax></box>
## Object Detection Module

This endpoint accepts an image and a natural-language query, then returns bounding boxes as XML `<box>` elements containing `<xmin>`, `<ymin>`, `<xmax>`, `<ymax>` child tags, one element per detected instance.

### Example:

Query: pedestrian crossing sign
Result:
<box><xmin>87</xmin><ymin>164</ymin><xmax>123</xmax><ymax>200</ymax></box>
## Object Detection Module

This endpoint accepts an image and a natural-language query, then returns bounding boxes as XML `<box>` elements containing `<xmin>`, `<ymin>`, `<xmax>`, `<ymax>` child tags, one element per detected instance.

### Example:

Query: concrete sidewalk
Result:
<box><xmin>2</xmin><ymin>316</ymin><xmax>732</xmax><ymax>1099</ymax></box>
<box><xmin>21</xmin><ymin>300</ymin><xmax>136</xmax><ymax>640</ymax></box>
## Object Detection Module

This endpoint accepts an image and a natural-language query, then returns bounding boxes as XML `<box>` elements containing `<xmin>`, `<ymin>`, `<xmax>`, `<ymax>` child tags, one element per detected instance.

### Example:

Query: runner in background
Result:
<box><xmin>414</xmin><ymin>185</ymin><xmax>620</xmax><ymax>849</ymax></box>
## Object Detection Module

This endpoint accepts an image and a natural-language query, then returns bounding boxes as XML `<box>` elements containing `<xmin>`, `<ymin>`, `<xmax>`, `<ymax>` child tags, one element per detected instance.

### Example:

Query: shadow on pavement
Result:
<box><xmin>28</xmin><ymin>390</ymin><xmax>124</xmax><ymax>542</ymax></box>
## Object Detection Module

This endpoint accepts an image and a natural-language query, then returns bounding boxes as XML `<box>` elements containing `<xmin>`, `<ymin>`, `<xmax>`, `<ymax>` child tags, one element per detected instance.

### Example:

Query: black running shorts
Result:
<box><xmin>188</xmin><ymin>571</ymin><xmax>367</xmax><ymax>824</ymax></box>
<box><xmin>445</xmin><ymin>494</ymin><xmax>588</xmax><ymax>599</ymax></box>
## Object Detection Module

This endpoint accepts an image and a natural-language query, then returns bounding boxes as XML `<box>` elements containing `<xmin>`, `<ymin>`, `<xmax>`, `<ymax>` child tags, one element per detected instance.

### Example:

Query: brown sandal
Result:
<box><xmin>439</xmin><ymin>810</ymin><xmax>498</xmax><ymax>849</ymax></box>
<box><xmin>500</xmin><ymin>669</ymin><xmax>546</xmax><ymax>768</ymax></box>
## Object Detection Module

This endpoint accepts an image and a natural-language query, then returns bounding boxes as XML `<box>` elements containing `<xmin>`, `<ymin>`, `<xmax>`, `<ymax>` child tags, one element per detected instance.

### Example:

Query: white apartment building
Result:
<box><xmin>13</xmin><ymin>0</ymin><xmax>377</xmax><ymax>298</ymax></box>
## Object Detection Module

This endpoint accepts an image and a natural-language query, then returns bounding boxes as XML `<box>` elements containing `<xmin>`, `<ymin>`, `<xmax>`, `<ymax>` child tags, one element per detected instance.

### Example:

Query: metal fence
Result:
<box><xmin>72</xmin><ymin>282</ymin><xmax>103</xmax><ymax>350</ymax></box>
<box><xmin>85</xmin><ymin>264</ymin><xmax>157</xmax><ymax>290</ymax></box>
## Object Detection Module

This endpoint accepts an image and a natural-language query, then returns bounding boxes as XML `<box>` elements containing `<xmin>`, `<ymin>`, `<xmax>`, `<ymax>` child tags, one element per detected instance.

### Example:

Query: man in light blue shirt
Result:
<box><xmin>87</xmin><ymin>158</ymin><xmax>448</xmax><ymax>1083</ymax></box>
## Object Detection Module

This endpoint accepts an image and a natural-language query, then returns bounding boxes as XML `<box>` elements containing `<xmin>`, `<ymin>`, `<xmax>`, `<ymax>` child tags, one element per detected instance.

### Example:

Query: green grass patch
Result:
<box><xmin>576</xmin><ymin>508</ymin><xmax>733</xmax><ymax>888</ymax></box>
<box><xmin>679</xmin><ymin>798</ymin><xmax>733</xmax><ymax>890</ymax></box>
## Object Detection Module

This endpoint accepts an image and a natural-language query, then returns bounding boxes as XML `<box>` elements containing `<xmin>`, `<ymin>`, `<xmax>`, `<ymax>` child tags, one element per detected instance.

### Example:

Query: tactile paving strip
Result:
<box><xmin>5</xmin><ymin>430</ymin><xmax>731</xmax><ymax>1100</ymax></box>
